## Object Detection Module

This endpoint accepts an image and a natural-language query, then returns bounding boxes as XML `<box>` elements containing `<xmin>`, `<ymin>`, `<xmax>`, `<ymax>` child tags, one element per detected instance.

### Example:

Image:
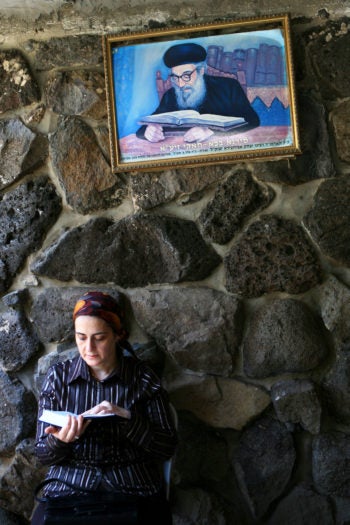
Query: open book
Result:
<box><xmin>138</xmin><ymin>109</ymin><xmax>246</xmax><ymax>130</ymax></box>
<box><xmin>39</xmin><ymin>409</ymin><xmax>123</xmax><ymax>427</ymax></box>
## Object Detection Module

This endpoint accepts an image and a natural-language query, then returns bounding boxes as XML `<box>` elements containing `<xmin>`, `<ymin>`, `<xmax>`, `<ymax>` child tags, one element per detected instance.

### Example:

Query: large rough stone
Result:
<box><xmin>0</xmin><ymin>290</ymin><xmax>41</xmax><ymax>372</ymax></box>
<box><xmin>313</xmin><ymin>431</ymin><xmax>350</xmax><ymax>498</ymax></box>
<box><xmin>49</xmin><ymin>115</ymin><xmax>123</xmax><ymax>214</ymax></box>
<box><xmin>234</xmin><ymin>415</ymin><xmax>296</xmax><ymax>519</ymax></box>
<box><xmin>317</xmin><ymin>275</ymin><xmax>350</xmax><ymax>340</ymax></box>
<box><xmin>31</xmin><ymin>215</ymin><xmax>221</xmax><ymax>288</ymax></box>
<box><xmin>172</xmin><ymin>487</ymin><xmax>226</xmax><ymax>525</ymax></box>
<box><xmin>0</xmin><ymin>49</ymin><xmax>40</xmax><ymax>113</ymax></box>
<box><xmin>0</xmin><ymin>439</ymin><xmax>47</xmax><ymax>521</ymax></box>
<box><xmin>129</xmin><ymin>287</ymin><xmax>242</xmax><ymax>375</ymax></box>
<box><xmin>322</xmin><ymin>342</ymin><xmax>350</xmax><ymax>424</ymax></box>
<box><xmin>198</xmin><ymin>170</ymin><xmax>274</xmax><ymax>244</ymax></box>
<box><xmin>45</xmin><ymin>70</ymin><xmax>107</xmax><ymax>119</ymax></box>
<box><xmin>23</xmin><ymin>34</ymin><xmax>103</xmax><ymax>70</ymax></box>
<box><xmin>0</xmin><ymin>175</ymin><xmax>62</xmax><ymax>293</ymax></box>
<box><xmin>304</xmin><ymin>176</ymin><xmax>350</xmax><ymax>266</ymax></box>
<box><xmin>0</xmin><ymin>509</ymin><xmax>27</xmax><ymax>525</ymax></box>
<box><xmin>0</xmin><ymin>118</ymin><xmax>48</xmax><ymax>190</ymax></box>
<box><xmin>129</xmin><ymin>164</ymin><xmax>229</xmax><ymax>210</ymax></box>
<box><xmin>0</xmin><ymin>370</ymin><xmax>37</xmax><ymax>454</ymax></box>
<box><xmin>30</xmin><ymin>286</ymin><xmax>126</xmax><ymax>343</ymax></box>
<box><xmin>268</xmin><ymin>483</ymin><xmax>334</xmax><ymax>525</ymax></box>
<box><xmin>34</xmin><ymin>345</ymin><xmax>79</xmax><ymax>395</ymax></box>
<box><xmin>307</xmin><ymin>22</ymin><xmax>350</xmax><ymax>100</ymax></box>
<box><xmin>289</xmin><ymin>93</ymin><xmax>336</xmax><ymax>181</ymax></box>
<box><xmin>330</xmin><ymin>100</ymin><xmax>350</xmax><ymax>163</ymax></box>
<box><xmin>271</xmin><ymin>379</ymin><xmax>322</xmax><ymax>434</ymax></box>
<box><xmin>224</xmin><ymin>215</ymin><xmax>322</xmax><ymax>298</ymax></box>
<box><xmin>175</xmin><ymin>412</ymin><xmax>230</xmax><ymax>487</ymax></box>
<box><xmin>171</xmin><ymin>375</ymin><xmax>270</xmax><ymax>430</ymax></box>
<box><xmin>243</xmin><ymin>298</ymin><xmax>329</xmax><ymax>378</ymax></box>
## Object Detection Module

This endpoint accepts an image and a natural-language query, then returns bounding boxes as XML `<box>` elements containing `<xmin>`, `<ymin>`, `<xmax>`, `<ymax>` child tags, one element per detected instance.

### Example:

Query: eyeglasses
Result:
<box><xmin>169</xmin><ymin>68</ymin><xmax>198</xmax><ymax>85</ymax></box>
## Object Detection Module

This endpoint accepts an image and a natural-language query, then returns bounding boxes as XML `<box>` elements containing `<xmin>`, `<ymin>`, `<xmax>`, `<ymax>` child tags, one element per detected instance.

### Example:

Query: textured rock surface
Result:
<box><xmin>130</xmin><ymin>287</ymin><xmax>242</xmax><ymax>374</ymax></box>
<box><xmin>0</xmin><ymin>371</ymin><xmax>37</xmax><ymax>454</ymax></box>
<box><xmin>31</xmin><ymin>215</ymin><xmax>221</xmax><ymax>287</ymax></box>
<box><xmin>243</xmin><ymin>298</ymin><xmax>329</xmax><ymax>378</ymax></box>
<box><xmin>304</xmin><ymin>177</ymin><xmax>350</xmax><ymax>266</ymax></box>
<box><xmin>234</xmin><ymin>416</ymin><xmax>296</xmax><ymax>519</ymax></box>
<box><xmin>224</xmin><ymin>215</ymin><xmax>322</xmax><ymax>297</ymax></box>
<box><xmin>198</xmin><ymin>170</ymin><xmax>274</xmax><ymax>244</ymax></box>
<box><xmin>313</xmin><ymin>431</ymin><xmax>350</xmax><ymax>498</ymax></box>
<box><xmin>271</xmin><ymin>379</ymin><xmax>322</xmax><ymax>434</ymax></box>
<box><xmin>171</xmin><ymin>375</ymin><xmax>270</xmax><ymax>430</ymax></box>
<box><xmin>0</xmin><ymin>176</ymin><xmax>62</xmax><ymax>293</ymax></box>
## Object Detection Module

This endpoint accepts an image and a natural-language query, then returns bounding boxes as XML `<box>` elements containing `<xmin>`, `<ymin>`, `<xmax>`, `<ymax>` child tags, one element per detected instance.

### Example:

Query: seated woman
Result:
<box><xmin>31</xmin><ymin>291</ymin><xmax>178</xmax><ymax>525</ymax></box>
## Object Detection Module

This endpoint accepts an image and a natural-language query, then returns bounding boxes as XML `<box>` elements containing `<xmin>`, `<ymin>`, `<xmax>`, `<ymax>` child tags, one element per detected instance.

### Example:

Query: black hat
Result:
<box><xmin>163</xmin><ymin>43</ymin><xmax>207</xmax><ymax>68</ymax></box>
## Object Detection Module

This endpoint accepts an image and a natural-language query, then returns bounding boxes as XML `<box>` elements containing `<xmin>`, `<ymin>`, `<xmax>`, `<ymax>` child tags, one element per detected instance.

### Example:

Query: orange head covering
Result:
<box><xmin>73</xmin><ymin>291</ymin><xmax>128</xmax><ymax>341</ymax></box>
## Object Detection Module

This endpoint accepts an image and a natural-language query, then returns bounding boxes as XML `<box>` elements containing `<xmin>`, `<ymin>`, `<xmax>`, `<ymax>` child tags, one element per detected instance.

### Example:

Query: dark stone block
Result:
<box><xmin>0</xmin><ymin>49</ymin><xmax>40</xmax><ymax>113</ymax></box>
<box><xmin>31</xmin><ymin>215</ymin><xmax>221</xmax><ymax>288</ymax></box>
<box><xmin>313</xmin><ymin>431</ymin><xmax>350</xmax><ymax>498</ymax></box>
<box><xmin>0</xmin><ymin>175</ymin><xmax>62</xmax><ymax>293</ymax></box>
<box><xmin>304</xmin><ymin>176</ymin><xmax>350</xmax><ymax>266</ymax></box>
<box><xmin>130</xmin><ymin>286</ymin><xmax>242</xmax><ymax>375</ymax></box>
<box><xmin>224</xmin><ymin>215</ymin><xmax>322</xmax><ymax>297</ymax></box>
<box><xmin>243</xmin><ymin>298</ymin><xmax>329</xmax><ymax>378</ymax></box>
<box><xmin>0</xmin><ymin>371</ymin><xmax>37</xmax><ymax>454</ymax></box>
<box><xmin>234</xmin><ymin>415</ymin><xmax>296</xmax><ymax>519</ymax></box>
<box><xmin>198</xmin><ymin>170</ymin><xmax>274</xmax><ymax>244</ymax></box>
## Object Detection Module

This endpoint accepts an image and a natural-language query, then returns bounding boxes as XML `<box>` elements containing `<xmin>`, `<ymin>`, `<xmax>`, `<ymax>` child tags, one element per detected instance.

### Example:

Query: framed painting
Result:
<box><xmin>103</xmin><ymin>14</ymin><xmax>301</xmax><ymax>172</ymax></box>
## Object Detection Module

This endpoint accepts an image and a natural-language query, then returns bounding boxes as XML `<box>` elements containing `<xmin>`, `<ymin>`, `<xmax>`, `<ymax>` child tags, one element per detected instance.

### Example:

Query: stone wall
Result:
<box><xmin>0</xmin><ymin>1</ymin><xmax>350</xmax><ymax>524</ymax></box>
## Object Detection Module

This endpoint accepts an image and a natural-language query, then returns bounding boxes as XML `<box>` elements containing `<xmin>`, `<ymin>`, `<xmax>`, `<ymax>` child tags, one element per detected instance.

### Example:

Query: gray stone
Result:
<box><xmin>0</xmin><ymin>300</ymin><xmax>41</xmax><ymax>372</ymax></box>
<box><xmin>23</xmin><ymin>34</ymin><xmax>103</xmax><ymax>71</ymax></box>
<box><xmin>129</xmin><ymin>165</ymin><xmax>228</xmax><ymax>210</ymax></box>
<box><xmin>322</xmin><ymin>342</ymin><xmax>350</xmax><ymax>424</ymax></box>
<box><xmin>30</xmin><ymin>286</ymin><xmax>126</xmax><ymax>343</ymax></box>
<box><xmin>268</xmin><ymin>483</ymin><xmax>334</xmax><ymax>525</ymax></box>
<box><xmin>290</xmin><ymin>93</ymin><xmax>336</xmax><ymax>181</ymax></box>
<box><xmin>172</xmin><ymin>487</ymin><xmax>226</xmax><ymax>525</ymax></box>
<box><xmin>175</xmin><ymin>412</ymin><xmax>230</xmax><ymax>487</ymax></box>
<box><xmin>330</xmin><ymin>100</ymin><xmax>350</xmax><ymax>163</ymax></box>
<box><xmin>313</xmin><ymin>431</ymin><xmax>350</xmax><ymax>498</ymax></box>
<box><xmin>0</xmin><ymin>509</ymin><xmax>27</xmax><ymax>525</ymax></box>
<box><xmin>129</xmin><ymin>287</ymin><xmax>242</xmax><ymax>375</ymax></box>
<box><xmin>0</xmin><ymin>439</ymin><xmax>47</xmax><ymax>521</ymax></box>
<box><xmin>317</xmin><ymin>274</ymin><xmax>350</xmax><ymax>338</ymax></box>
<box><xmin>271</xmin><ymin>379</ymin><xmax>322</xmax><ymax>434</ymax></box>
<box><xmin>0</xmin><ymin>49</ymin><xmax>40</xmax><ymax>113</ymax></box>
<box><xmin>307</xmin><ymin>23</ymin><xmax>350</xmax><ymax>100</ymax></box>
<box><xmin>252</xmin><ymin>159</ymin><xmax>295</xmax><ymax>185</ymax></box>
<box><xmin>171</xmin><ymin>375</ymin><xmax>270</xmax><ymax>430</ymax></box>
<box><xmin>0</xmin><ymin>371</ymin><xmax>37</xmax><ymax>454</ymax></box>
<box><xmin>0</xmin><ymin>175</ymin><xmax>62</xmax><ymax>293</ymax></box>
<box><xmin>34</xmin><ymin>345</ymin><xmax>78</xmax><ymax>395</ymax></box>
<box><xmin>0</xmin><ymin>118</ymin><xmax>48</xmax><ymax>190</ymax></box>
<box><xmin>224</xmin><ymin>215</ymin><xmax>322</xmax><ymax>298</ymax></box>
<box><xmin>49</xmin><ymin>115</ymin><xmax>124</xmax><ymax>214</ymax></box>
<box><xmin>31</xmin><ymin>215</ymin><xmax>221</xmax><ymax>288</ymax></box>
<box><xmin>198</xmin><ymin>170</ymin><xmax>274</xmax><ymax>244</ymax></box>
<box><xmin>234</xmin><ymin>415</ymin><xmax>296</xmax><ymax>519</ymax></box>
<box><xmin>243</xmin><ymin>298</ymin><xmax>329</xmax><ymax>378</ymax></box>
<box><xmin>304</xmin><ymin>176</ymin><xmax>350</xmax><ymax>266</ymax></box>
<box><xmin>45</xmin><ymin>70</ymin><xmax>107</xmax><ymax>119</ymax></box>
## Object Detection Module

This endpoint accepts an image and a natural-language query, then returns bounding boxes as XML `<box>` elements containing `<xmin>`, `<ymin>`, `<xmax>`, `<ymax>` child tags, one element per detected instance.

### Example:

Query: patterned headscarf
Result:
<box><xmin>73</xmin><ymin>291</ymin><xmax>128</xmax><ymax>341</ymax></box>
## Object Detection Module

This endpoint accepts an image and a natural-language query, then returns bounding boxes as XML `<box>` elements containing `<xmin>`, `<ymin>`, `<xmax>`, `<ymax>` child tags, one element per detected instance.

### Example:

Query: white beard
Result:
<box><xmin>174</xmin><ymin>73</ymin><xmax>206</xmax><ymax>110</ymax></box>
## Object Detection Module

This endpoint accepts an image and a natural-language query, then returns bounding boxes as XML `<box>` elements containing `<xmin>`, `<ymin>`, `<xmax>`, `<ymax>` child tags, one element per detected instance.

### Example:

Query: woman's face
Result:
<box><xmin>75</xmin><ymin>315</ymin><xmax>119</xmax><ymax>371</ymax></box>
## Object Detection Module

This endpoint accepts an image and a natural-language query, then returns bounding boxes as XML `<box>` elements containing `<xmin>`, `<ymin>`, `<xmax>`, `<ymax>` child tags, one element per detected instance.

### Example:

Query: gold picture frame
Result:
<box><xmin>103</xmin><ymin>14</ymin><xmax>301</xmax><ymax>172</ymax></box>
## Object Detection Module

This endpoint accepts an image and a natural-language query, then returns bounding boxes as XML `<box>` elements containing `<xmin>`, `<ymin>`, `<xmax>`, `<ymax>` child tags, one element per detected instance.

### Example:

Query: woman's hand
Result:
<box><xmin>83</xmin><ymin>401</ymin><xmax>131</xmax><ymax>420</ymax></box>
<box><xmin>45</xmin><ymin>414</ymin><xmax>90</xmax><ymax>443</ymax></box>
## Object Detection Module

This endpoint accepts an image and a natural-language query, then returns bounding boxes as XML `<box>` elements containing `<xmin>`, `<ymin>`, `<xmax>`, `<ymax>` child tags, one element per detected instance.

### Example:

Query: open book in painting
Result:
<box><xmin>138</xmin><ymin>109</ymin><xmax>246</xmax><ymax>130</ymax></box>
